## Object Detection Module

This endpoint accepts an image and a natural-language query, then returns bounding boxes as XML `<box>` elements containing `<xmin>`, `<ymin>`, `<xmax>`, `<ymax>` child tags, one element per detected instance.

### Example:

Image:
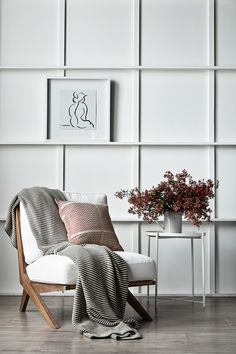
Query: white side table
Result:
<box><xmin>145</xmin><ymin>231</ymin><xmax>206</xmax><ymax>307</ymax></box>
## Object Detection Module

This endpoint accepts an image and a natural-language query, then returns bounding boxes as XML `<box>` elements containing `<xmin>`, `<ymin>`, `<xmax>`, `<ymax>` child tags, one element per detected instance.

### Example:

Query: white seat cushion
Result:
<box><xmin>115</xmin><ymin>251</ymin><xmax>156</xmax><ymax>282</ymax></box>
<box><xmin>26</xmin><ymin>252</ymin><xmax>156</xmax><ymax>284</ymax></box>
<box><xmin>27</xmin><ymin>255</ymin><xmax>77</xmax><ymax>285</ymax></box>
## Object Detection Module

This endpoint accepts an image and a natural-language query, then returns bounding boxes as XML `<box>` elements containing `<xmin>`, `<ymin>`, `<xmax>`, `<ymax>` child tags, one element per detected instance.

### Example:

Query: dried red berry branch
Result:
<box><xmin>115</xmin><ymin>169</ymin><xmax>219</xmax><ymax>228</ymax></box>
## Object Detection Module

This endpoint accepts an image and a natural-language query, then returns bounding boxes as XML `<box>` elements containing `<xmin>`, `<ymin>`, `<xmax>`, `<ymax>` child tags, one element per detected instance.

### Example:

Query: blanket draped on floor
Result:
<box><xmin>5</xmin><ymin>187</ymin><xmax>141</xmax><ymax>340</ymax></box>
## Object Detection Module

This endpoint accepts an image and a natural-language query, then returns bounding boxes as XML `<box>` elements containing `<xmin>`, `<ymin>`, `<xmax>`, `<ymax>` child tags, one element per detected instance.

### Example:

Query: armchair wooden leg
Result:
<box><xmin>21</xmin><ymin>278</ymin><xmax>60</xmax><ymax>329</ymax></box>
<box><xmin>20</xmin><ymin>289</ymin><xmax>29</xmax><ymax>312</ymax></box>
<box><xmin>127</xmin><ymin>290</ymin><xmax>152</xmax><ymax>321</ymax></box>
<box><xmin>28</xmin><ymin>286</ymin><xmax>60</xmax><ymax>329</ymax></box>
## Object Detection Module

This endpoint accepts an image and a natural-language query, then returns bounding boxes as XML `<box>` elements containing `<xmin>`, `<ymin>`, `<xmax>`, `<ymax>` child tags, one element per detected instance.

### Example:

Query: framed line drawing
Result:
<box><xmin>46</xmin><ymin>78</ymin><xmax>110</xmax><ymax>142</ymax></box>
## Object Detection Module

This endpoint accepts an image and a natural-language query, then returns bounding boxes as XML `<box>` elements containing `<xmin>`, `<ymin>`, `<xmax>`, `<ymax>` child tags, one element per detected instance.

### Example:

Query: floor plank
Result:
<box><xmin>0</xmin><ymin>296</ymin><xmax>236</xmax><ymax>353</ymax></box>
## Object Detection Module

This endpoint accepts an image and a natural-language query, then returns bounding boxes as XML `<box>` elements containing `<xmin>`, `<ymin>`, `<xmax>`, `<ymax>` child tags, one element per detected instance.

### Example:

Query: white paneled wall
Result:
<box><xmin>216</xmin><ymin>224</ymin><xmax>236</xmax><ymax>294</ymax></box>
<box><xmin>141</xmin><ymin>71</ymin><xmax>209</xmax><ymax>142</ymax></box>
<box><xmin>66</xmin><ymin>0</ymin><xmax>134</xmax><ymax>66</ymax></box>
<box><xmin>0</xmin><ymin>70</ymin><xmax>61</xmax><ymax>142</ymax></box>
<box><xmin>0</xmin><ymin>0</ymin><xmax>61</xmax><ymax>66</ymax></box>
<box><xmin>0</xmin><ymin>146</ymin><xmax>61</xmax><ymax>217</ymax></box>
<box><xmin>141</xmin><ymin>147</ymin><xmax>209</xmax><ymax>187</ymax></box>
<box><xmin>0</xmin><ymin>223</ymin><xmax>21</xmax><ymax>294</ymax></box>
<box><xmin>216</xmin><ymin>72</ymin><xmax>236</xmax><ymax>141</ymax></box>
<box><xmin>64</xmin><ymin>146</ymin><xmax>136</xmax><ymax>217</ymax></box>
<box><xmin>215</xmin><ymin>0</ymin><xmax>236</xmax><ymax>66</ymax></box>
<box><xmin>141</xmin><ymin>0</ymin><xmax>208</xmax><ymax>66</ymax></box>
<box><xmin>0</xmin><ymin>0</ymin><xmax>236</xmax><ymax>296</ymax></box>
<box><xmin>216</xmin><ymin>147</ymin><xmax>236</xmax><ymax>218</ymax></box>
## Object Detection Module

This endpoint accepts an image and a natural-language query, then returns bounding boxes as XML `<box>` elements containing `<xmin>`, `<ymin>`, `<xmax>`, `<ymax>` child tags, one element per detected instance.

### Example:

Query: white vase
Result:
<box><xmin>164</xmin><ymin>212</ymin><xmax>182</xmax><ymax>233</ymax></box>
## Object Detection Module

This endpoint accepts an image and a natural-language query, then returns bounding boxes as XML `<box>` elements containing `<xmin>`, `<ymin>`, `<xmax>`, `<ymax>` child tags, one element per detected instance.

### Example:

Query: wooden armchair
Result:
<box><xmin>15</xmin><ymin>192</ymin><xmax>157</xmax><ymax>328</ymax></box>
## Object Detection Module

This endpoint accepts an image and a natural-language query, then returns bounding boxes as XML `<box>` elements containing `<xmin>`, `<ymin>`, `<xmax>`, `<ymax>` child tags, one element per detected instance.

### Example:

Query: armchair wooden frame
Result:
<box><xmin>15</xmin><ymin>206</ymin><xmax>154</xmax><ymax>329</ymax></box>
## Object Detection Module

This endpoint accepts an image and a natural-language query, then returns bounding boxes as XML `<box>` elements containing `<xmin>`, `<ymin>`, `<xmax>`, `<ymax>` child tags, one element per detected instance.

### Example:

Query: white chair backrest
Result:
<box><xmin>20</xmin><ymin>192</ymin><xmax>107</xmax><ymax>264</ymax></box>
<box><xmin>63</xmin><ymin>192</ymin><xmax>107</xmax><ymax>204</ymax></box>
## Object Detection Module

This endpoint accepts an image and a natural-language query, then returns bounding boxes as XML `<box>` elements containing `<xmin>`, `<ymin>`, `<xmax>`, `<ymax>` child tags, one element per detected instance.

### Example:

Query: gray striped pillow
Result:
<box><xmin>57</xmin><ymin>201</ymin><xmax>123</xmax><ymax>251</ymax></box>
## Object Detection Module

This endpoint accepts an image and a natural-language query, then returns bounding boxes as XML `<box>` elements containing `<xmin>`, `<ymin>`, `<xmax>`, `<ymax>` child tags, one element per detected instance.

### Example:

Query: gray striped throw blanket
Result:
<box><xmin>5</xmin><ymin>187</ymin><xmax>141</xmax><ymax>340</ymax></box>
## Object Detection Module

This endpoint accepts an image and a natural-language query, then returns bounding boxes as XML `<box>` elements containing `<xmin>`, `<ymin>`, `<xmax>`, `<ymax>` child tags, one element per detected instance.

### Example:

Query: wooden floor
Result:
<box><xmin>0</xmin><ymin>295</ymin><xmax>236</xmax><ymax>353</ymax></box>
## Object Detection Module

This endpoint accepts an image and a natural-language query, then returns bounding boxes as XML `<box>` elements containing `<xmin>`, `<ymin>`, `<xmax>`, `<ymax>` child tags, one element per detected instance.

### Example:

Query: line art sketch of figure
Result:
<box><xmin>68</xmin><ymin>91</ymin><xmax>95</xmax><ymax>129</ymax></box>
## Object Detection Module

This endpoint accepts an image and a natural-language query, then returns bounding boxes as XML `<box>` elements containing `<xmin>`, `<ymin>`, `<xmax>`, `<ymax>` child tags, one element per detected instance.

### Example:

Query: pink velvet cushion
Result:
<box><xmin>57</xmin><ymin>201</ymin><xmax>123</xmax><ymax>251</ymax></box>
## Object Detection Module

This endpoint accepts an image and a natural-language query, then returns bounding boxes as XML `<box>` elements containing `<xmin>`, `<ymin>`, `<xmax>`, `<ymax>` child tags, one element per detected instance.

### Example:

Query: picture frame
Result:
<box><xmin>46</xmin><ymin>78</ymin><xmax>110</xmax><ymax>142</ymax></box>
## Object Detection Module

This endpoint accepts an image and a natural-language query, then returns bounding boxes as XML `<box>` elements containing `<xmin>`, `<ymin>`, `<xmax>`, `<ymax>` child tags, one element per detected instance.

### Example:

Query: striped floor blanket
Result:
<box><xmin>5</xmin><ymin>187</ymin><xmax>141</xmax><ymax>339</ymax></box>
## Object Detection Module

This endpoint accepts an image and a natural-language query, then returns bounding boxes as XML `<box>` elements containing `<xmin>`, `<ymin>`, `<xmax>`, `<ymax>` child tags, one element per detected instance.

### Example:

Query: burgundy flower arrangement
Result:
<box><xmin>115</xmin><ymin>169</ymin><xmax>219</xmax><ymax>227</ymax></box>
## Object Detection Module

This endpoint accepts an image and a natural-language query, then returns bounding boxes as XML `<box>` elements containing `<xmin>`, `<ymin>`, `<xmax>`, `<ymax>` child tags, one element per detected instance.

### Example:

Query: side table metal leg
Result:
<box><xmin>147</xmin><ymin>236</ymin><xmax>151</xmax><ymax>302</ymax></box>
<box><xmin>155</xmin><ymin>233</ymin><xmax>159</xmax><ymax>309</ymax></box>
<box><xmin>202</xmin><ymin>233</ymin><xmax>206</xmax><ymax>307</ymax></box>
<box><xmin>155</xmin><ymin>278</ymin><xmax>157</xmax><ymax>310</ymax></box>
<box><xmin>191</xmin><ymin>238</ymin><xmax>194</xmax><ymax>299</ymax></box>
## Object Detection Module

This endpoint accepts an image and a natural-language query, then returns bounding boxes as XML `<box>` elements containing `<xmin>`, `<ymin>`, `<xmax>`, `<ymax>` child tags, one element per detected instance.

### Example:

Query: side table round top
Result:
<box><xmin>145</xmin><ymin>231</ymin><xmax>205</xmax><ymax>239</ymax></box>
